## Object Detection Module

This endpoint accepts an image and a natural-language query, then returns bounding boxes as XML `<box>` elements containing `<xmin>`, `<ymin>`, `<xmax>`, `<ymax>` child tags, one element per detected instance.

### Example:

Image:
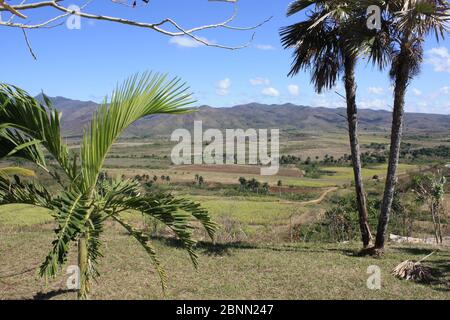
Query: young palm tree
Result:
<box><xmin>374</xmin><ymin>0</ymin><xmax>449</xmax><ymax>251</ymax></box>
<box><xmin>280</xmin><ymin>0</ymin><xmax>390</xmax><ymax>248</ymax></box>
<box><xmin>0</xmin><ymin>73</ymin><xmax>217</xmax><ymax>299</ymax></box>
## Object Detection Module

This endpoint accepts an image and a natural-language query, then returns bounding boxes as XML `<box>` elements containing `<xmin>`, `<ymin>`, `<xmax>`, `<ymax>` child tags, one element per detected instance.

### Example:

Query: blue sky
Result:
<box><xmin>2</xmin><ymin>0</ymin><xmax>450</xmax><ymax>114</ymax></box>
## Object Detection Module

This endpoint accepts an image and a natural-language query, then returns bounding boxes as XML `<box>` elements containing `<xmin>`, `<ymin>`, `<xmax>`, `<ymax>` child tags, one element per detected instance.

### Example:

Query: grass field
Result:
<box><xmin>0</xmin><ymin>221</ymin><xmax>448</xmax><ymax>300</ymax></box>
<box><xmin>321</xmin><ymin>164</ymin><xmax>419</xmax><ymax>181</ymax></box>
<box><xmin>0</xmin><ymin>204</ymin><xmax>52</xmax><ymax>227</ymax></box>
<box><xmin>0</xmin><ymin>193</ymin><xmax>448</xmax><ymax>300</ymax></box>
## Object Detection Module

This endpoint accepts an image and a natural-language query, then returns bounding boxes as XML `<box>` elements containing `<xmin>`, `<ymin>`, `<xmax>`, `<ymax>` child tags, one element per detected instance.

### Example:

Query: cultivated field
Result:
<box><xmin>0</xmin><ymin>130</ymin><xmax>449</xmax><ymax>299</ymax></box>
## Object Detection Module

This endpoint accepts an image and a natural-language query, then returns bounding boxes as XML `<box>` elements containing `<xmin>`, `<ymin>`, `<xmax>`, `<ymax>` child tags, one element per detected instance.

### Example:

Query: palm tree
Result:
<box><xmin>280</xmin><ymin>0</ymin><xmax>388</xmax><ymax>248</ymax></box>
<box><xmin>374</xmin><ymin>0</ymin><xmax>449</xmax><ymax>251</ymax></box>
<box><xmin>0</xmin><ymin>73</ymin><xmax>217</xmax><ymax>299</ymax></box>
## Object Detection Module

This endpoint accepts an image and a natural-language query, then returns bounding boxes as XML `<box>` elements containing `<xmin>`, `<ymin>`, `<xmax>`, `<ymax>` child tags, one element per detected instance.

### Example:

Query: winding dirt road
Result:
<box><xmin>279</xmin><ymin>186</ymin><xmax>339</xmax><ymax>205</ymax></box>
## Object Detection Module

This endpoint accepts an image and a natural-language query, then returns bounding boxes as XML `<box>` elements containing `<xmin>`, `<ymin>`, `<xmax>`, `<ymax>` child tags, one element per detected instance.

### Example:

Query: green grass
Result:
<box><xmin>279</xmin><ymin>178</ymin><xmax>337</xmax><ymax>188</ymax></box>
<box><xmin>0</xmin><ymin>226</ymin><xmax>448</xmax><ymax>300</ymax></box>
<box><xmin>0</xmin><ymin>204</ymin><xmax>52</xmax><ymax>226</ymax></box>
<box><xmin>320</xmin><ymin>164</ymin><xmax>419</xmax><ymax>182</ymax></box>
<box><xmin>191</xmin><ymin>196</ymin><xmax>303</xmax><ymax>226</ymax></box>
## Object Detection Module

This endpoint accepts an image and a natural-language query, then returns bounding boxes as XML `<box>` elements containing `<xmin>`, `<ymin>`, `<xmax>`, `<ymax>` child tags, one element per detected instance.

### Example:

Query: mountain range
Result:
<box><xmin>39</xmin><ymin>96</ymin><xmax>450</xmax><ymax>137</ymax></box>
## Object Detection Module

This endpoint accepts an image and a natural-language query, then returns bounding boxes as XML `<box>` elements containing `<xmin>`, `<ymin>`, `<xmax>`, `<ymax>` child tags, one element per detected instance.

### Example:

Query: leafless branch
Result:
<box><xmin>110</xmin><ymin>0</ymin><xmax>149</xmax><ymax>8</ymax></box>
<box><xmin>21</xmin><ymin>28</ymin><xmax>37</xmax><ymax>59</ymax></box>
<box><xmin>1</xmin><ymin>0</ymin><xmax>272</xmax><ymax>51</ymax></box>
<box><xmin>0</xmin><ymin>0</ymin><xmax>27</xmax><ymax>18</ymax></box>
<box><xmin>334</xmin><ymin>91</ymin><xmax>346</xmax><ymax>101</ymax></box>
<box><xmin>7</xmin><ymin>0</ymin><xmax>27</xmax><ymax>23</ymax></box>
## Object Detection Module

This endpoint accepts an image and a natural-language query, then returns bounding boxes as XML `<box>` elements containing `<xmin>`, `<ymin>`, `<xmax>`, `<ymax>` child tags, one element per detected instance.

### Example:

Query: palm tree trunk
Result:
<box><xmin>344</xmin><ymin>55</ymin><xmax>372</xmax><ymax>248</ymax></box>
<box><xmin>374</xmin><ymin>50</ymin><xmax>410</xmax><ymax>250</ymax></box>
<box><xmin>436</xmin><ymin>204</ymin><xmax>443</xmax><ymax>244</ymax></box>
<box><xmin>77</xmin><ymin>233</ymin><xmax>89</xmax><ymax>299</ymax></box>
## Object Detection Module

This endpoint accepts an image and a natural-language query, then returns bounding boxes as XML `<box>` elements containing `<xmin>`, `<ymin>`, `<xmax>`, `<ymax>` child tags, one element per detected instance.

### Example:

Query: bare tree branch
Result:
<box><xmin>0</xmin><ymin>0</ymin><xmax>27</xmax><ymax>18</ymax></box>
<box><xmin>0</xmin><ymin>0</ymin><xmax>63</xmax><ymax>11</ymax></box>
<box><xmin>7</xmin><ymin>0</ymin><xmax>26</xmax><ymax>23</ymax></box>
<box><xmin>21</xmin><ymin>28</ymin><xmax>37</xmax><ymax>59</ymax></box>
<box><xmin>1</xmin><ymin>0</ymin><xmax>272</xmax><ymax>51</ymax></box>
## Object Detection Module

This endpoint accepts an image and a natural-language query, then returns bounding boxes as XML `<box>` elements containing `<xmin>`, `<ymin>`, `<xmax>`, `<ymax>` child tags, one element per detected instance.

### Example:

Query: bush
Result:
<box><xmin>294</xmin><ymin>193</ymin><xmax>414</xmax><ymax>243</ymax></box>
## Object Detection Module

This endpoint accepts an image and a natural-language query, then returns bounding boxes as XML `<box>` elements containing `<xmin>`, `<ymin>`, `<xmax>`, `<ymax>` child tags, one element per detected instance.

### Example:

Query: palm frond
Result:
<box><xmin>0</xmin><ymin>85</ymin><xmax>76</xmax><ymax>181</ymax></box>
<box><xmin>0</xmin><ymin>175</ymin><xmax>53</xmax><ymax>208</ymax></box>
<box><xmin>100</xmin><ymin>178</ymin><xmax>217</xmax><ymax>267</ymax></box>
<box><xmin>389</xmin><ymin>40</ymin><xmax>423</xmax><ymax>81</ymax></box>
<box><xmin>86</xmin><ymin>211</ymin><xmax>104</xmax><ymax>279</ymax></box>
<box><xmin>80</xmin><ymin>72</ymin><xmax>194</xmax><ymax>194</ymax></box>
<box><xmin>280</xmin><ymin>14</ymin><xmax>343</xmax><ymax>92</ymax></box>
<box><xmin>280</xmin><ymin>0</ymin><xmax>398</xmax><ymax>86</ymax></box>
<box><xmin>112</xmin><ymin>215</ymin><xmax>167</xmax><ymax>293</ymax></box>
<box><xmin>0</xmin><ymin>129</ymin><xmax>46</xmax><ymax>169</ymax></box>
<box><xmin>0</xmin><ymin>167</ymin><xmax>35</xmax><ymax>177</ymax></box>
<box><xmin>396</xmin><ymin>0</ymin><xmax>449</xmax><ymax>40</ymax></box>
<box><xmin>287</xmin><ymin>0</ymin><xmax>317</xmax><ymax>16</ymax></box>
<box><xmin>117</xmin><ymin>192</ymin><xmax>217</xmax><ymax>267</ymax></box>
<box><xmin>39</xmin><ymin>192</ymin><xmax>90</xmax><ymax>278</ymax></box>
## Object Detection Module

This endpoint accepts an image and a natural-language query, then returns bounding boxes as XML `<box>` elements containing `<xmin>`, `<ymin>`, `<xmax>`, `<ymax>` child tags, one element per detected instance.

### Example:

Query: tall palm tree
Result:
<box><xmin>280</xmin><ymin>0</ymin><xmax>390</xmax><ymax>248</ymax></box>
<box><xmin>374</xmin><ymin>0</ymin><xmax>449</xmax><ymax>251</ymax></box>
<box><xmin>0</xmin><ymin>73</ymin><xmax>217</xmax><ymax>299</ymax></box>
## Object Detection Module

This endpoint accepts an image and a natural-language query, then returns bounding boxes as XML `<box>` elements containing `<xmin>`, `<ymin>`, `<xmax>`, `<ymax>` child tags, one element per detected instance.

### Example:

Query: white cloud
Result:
<box><xmin>358</xmin><ymin>99</ymin><xmax>388</xmax><ymax>110</ymax></box>
<box><xmin>368</xmin><ymin>87</ymin><xmax>384</xmax><ymax>95</ymax></box>
<box><xmin>288</xmin><ymin>84</ymin><xmax>300</xmax><ymax>96</ymax></box>
<box><xmin>426</xmin><ymin>47</ymin><xmax>450</xmax><ymax>73</ymax></box>
<box><xmin>405</xmin><ymin>100</ymin><xmax>450</xmax><ymax>114</ymax></box>
<box><xmin>440</xmin><ymin>86</ymin><xmax>450</xmax><ymax>94</ymax></box>
<box><xmin>261</xmin><ymin>87</ymin><xmax>280</xmax><ymax>97</ymax></box>
<box><xmin>169</xmin><ymin>36</ymin><xmax>210</xmax><ymax>48</ymax></box>
<box><xmin>249</xmin><ymin>77</ymin><xmax>270</xmax><ymax>86</ymax></box>
<box><xmin>412</xmin><ymin>88</ymin><xmax>422</xmax><ymax>96</ymax></box>
<box><xmin>216</xmin><ymin>78</ymin><xmax>231</xmax><ymax>96</ymax></box>
<box><xmin>312</xmin><ymin>94</ymin><xmax>345</xmax><ymax>108</ymax></box>
<box><xmin>255</xmin><ymin>44</ymin><xmax>276</xmax><ymax>51</ymax></box>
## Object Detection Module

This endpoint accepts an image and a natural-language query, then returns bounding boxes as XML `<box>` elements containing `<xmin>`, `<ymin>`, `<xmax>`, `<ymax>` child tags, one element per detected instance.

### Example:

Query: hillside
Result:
<box><xmin>39</xmin><ymin>96</ymin><xmax>450</xmax><ymax>137</ymax></box>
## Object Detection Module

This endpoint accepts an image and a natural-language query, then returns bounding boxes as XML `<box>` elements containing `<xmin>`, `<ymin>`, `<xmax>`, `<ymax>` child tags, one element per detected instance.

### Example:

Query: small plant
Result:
<box><xmin>215</xmin><ymin>215</ymin><xmax>247</xmax><ymax>243</ymax></box>
<box><xmin>411</xmin><ymin>172</ymin><xmax>447</xmax><ymax>244</ymax></box>
<box><xmin>295</xmin><ymin>195</ymin><xmax>379</xmax><ymax>243</ymax></box>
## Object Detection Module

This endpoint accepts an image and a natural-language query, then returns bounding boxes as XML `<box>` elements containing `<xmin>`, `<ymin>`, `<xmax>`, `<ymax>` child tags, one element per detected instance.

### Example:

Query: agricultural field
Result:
<box><xmin>1</xmin><ymin>131</ymin><xmax>449</xmax><ymax>300</ymax></box>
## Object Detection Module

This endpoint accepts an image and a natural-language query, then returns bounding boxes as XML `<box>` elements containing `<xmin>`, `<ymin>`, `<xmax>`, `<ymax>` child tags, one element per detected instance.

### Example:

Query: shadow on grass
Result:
<box><xmin>321</xmin><ymin>247</ymin><xmax>362</xmax><ymax>257</ymax></box>
<box><xmin>33</xmin><ymin>288</ymin><xmax>77</xmax><ymax>300</ymax></box>
<box><xmin>151</xmin><ymin>236</ymin><xmax>336</xmax><ymax>256</ymax></box>
<box><xmin>394</xmin><ymin>247</ymin><xmax>437</xmax><ymax>256</ymax></box>
<box><xmin>427</xmin><ymin>258</ymin><xmax>450</xmax><ymax>292</ymax></box>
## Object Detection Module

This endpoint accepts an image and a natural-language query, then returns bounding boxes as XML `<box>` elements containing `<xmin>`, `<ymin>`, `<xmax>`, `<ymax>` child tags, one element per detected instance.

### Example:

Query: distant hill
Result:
<box><xmin>37</xmin><ymin>96</ymin><xmax>450</xmax><ymax>137</ymax></box>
